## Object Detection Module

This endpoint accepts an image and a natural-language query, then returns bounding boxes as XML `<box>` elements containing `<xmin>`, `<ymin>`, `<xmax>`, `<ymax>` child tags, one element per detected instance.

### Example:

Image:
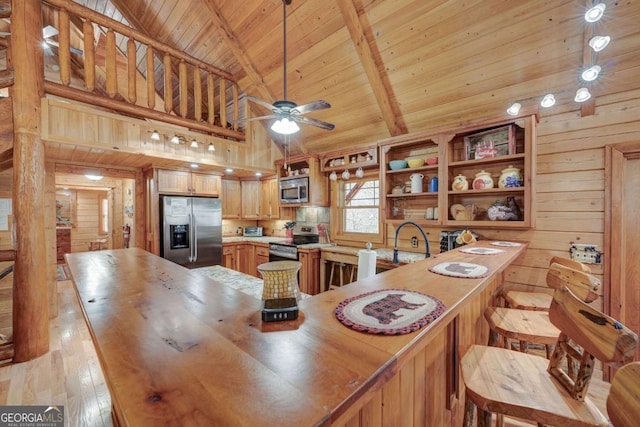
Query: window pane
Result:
<box><xmin>345</xmin><ymin>208</ymin><xmax>379</xmax><ymax>233</ymax></box>
<box><xmin>343</xmin><ymin>179</ymin><xmax>379</xmax><ymax>234</ymax></box>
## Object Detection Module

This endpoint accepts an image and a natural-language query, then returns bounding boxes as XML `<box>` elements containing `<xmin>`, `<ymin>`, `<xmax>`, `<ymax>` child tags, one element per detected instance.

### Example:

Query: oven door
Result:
<box><xmin>268</xmin><ymin>243</ymin><xmax>298</xmax><ymax>262</ymax></box>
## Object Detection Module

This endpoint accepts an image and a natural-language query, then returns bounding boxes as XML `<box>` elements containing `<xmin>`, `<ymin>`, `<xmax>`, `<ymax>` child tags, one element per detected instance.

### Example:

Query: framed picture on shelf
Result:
<box><xmin>464</xmin><ymin>125</ymin><xmax>515</xmax><ymax>160</ymax></box>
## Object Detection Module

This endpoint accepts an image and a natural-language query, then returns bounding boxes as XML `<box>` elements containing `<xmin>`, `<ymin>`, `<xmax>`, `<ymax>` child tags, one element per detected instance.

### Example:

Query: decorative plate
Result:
<box><xmin>489</xmin><ymin>241</ymin><xmax>522</xmax><ymax>247</ymax></box>
<box><xmin>335</xmin><ymin>289</ymin><xmax>445</xmax><ymax>335</ymax></box>
<box><xmin>428</xmin><ymin>261</ymin><xmax>489</xmax><ymax>278</ymax></box>
<box><xmin>458</xmin><ymin>247</ymin><xmax>505</xmax><ymax>255</ymax></box>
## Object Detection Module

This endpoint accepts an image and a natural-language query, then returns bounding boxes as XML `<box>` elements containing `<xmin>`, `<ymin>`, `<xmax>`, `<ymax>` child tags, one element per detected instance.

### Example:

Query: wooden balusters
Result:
<box><xmin>232</xmin><ymin>83</ymin><xmax>239</xmax><ymax>131</ymax></box>
<box><xmin>42</xmin><ymin>0</ymin><xmax>244</xmax><ymax>140</ymax></box>
<box><xmin>207</xmin><ymin>73</ymin><xmax>215</xmax><ymax>125</ymax></box>
<box><xmin>146</xmin><ymin>45</ymin><xmax>155</xmax><ymax>109</ymax></box>
<box><xmin>105</xmin><ymin>29</ymin><xmax>116</xmax><ymax>98</ymax></box>
<box><xmin>179</xmin><ymin>60</ymin><xmax>187</xmax><ymax>117</ymax></box>
<box><xmin>127</xmin><ymin>39</ymin><xmax>136</xmax><ymax>104</ymax></box>
<box><xmin>194</xmin><ymin>67</ymin><xmax>202</xmax><ymax>121</ymax></box>
<box><xmin>219</xmin><ymin>78</ymin><xmax>226</xmax><ymax>127</ymax></box>
<box><xmin>58</xmin><ymin>9</ymin><xmax>70</xmax><ymax>86</ymax></box>
<box><xmin>82</xmin><ymin>18</ymin><xmax>94</xmax><ymax>91</ymax></box>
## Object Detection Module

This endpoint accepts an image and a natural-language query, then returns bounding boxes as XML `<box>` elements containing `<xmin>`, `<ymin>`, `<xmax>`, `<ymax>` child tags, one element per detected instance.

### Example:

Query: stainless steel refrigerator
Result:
<box><xmin>160</xmin><ymin>195</ymin><xmax>222</xmax><ymax>268</ymax></box>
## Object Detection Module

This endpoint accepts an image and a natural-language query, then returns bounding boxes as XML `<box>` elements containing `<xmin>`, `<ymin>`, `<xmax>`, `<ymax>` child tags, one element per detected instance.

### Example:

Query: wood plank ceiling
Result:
<box><xmin>35</xmin><ymin>0</ymin><xmax>640</xmax><ymax>158</ymax></box>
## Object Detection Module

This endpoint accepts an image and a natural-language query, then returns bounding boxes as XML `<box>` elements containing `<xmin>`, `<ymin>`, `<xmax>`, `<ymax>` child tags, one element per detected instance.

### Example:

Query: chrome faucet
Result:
<box><xmin>393</xmin><ymin>221</ymin><xmax>431</xmax><ymax>264</ymax></box>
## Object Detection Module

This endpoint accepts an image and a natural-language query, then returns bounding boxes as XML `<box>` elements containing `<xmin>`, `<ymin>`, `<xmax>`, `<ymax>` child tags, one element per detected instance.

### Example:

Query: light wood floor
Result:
<box><xmin>0</xmin><ymin>278</ymin><xmax>611</xmax><ymax>427</ymax></box>
<box><xmin>0</xmin><ymin>279</ymin><xmax>112</xmax><ymax>427</ymax></box>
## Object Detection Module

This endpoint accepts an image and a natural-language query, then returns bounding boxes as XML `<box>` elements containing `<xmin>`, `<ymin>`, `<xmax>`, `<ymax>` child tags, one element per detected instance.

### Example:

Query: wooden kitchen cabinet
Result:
<box><xmin>221</xmin><ymin>179</ymin><xmax>241</xmax><ymax>219</ymax></box>
<box><xmin>156</xmin><ymin>169</ymin><xmax>221</xmax><ymax>196</ymax></box>
<box><xmin>298</xmin><ymin>248</ymin><xmax>321</xmax><ymax>295</ymax></box>
<box><xmin>241</xmin><ymin>181</ymin><xmax>261</xmax><ymax>219</ymax></box>
<box><xmin>254</xmin><ymin>244</ymin><xmax>270</xmax><ymax>277</ymax></box>
<box><xmin>275</xmin><ymin>154</ymin><xmax>328</xmax><ymax>207</ymax></box>
<box><xmin>259</xmin><ymin>178</ymin><xmax>280</xmax><ymax>220</ymax></box>
<box><xmin>223</xmin><ymin>243</ymin><xmax>253</xmax><ymax>275</ymax></box>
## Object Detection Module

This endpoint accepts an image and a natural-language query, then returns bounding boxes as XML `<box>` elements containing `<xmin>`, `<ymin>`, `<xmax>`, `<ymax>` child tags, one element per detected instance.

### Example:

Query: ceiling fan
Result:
<box><xmin>243</xmin><ymin>0</ymin><xmax>334</xmax><ymax>135</ymax></box>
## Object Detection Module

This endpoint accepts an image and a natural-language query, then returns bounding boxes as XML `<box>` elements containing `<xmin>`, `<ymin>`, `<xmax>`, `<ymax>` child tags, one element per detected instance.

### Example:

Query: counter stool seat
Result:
<box><xmin>501</xmin><ymin>290</ymin><xmax>552</xmax><ymax>311</ymax></box>
<box><xmin>607</xmin><ymin>361</ymin><xmax>640</xmax><ymax>427</ymax></box>
<box><xmin>328</xmin><ymin>261</ymin><xmax>357</xmax><ymax>290</ymax></box>
<box><xmin>501</xmin><ymin>256</ymin><xmax>591</xmax><ymax>311</ymax></box>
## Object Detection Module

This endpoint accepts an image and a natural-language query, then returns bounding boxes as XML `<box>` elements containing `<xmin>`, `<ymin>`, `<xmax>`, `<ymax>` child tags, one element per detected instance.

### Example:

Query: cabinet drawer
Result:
<box><xmin>255</xmin><ymin>246</ymin><xmax>269</xmax><ymax>257</ymax></box>
<box><xmin>223</xmin><ymin>246</ymin><xmax>234</xmax><ymax>255</ymax></box>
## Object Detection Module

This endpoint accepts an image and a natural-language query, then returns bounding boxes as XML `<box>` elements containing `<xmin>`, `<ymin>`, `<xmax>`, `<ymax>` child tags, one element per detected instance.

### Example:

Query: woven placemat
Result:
<box><xmin>458</xmin><ymin>247</ymin><xmax>505</xmax><ymax>255</ymax></box>
<box><xmin>428</xmin><ymin>261</ymin><xmax>489</xmax><ymax>278</ymax></box>
<box><xmin>489</xmin><ymin>241</ymin><xmax>522</xmax><ymax>247</ymax></box>
<box><xmin>335</xmin><ymin>289</ymin><xmax>445</xmax><ymax>335</ymax></box>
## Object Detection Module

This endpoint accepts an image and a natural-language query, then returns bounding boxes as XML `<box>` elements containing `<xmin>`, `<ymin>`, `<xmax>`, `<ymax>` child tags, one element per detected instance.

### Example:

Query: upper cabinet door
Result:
<box><xmin>156</xmin><ymin>170</ymin><xmax>191</xmax><ymax>194</ymax></box>
<box><xmin>222</xmin><ymin>179</ymin><xmax>241</xmax><ymax>219</ymax></box>
<box><xmin>192</xmin><ymin>173</ymin><xmax>221</xmax><ymax>196</ymax></box>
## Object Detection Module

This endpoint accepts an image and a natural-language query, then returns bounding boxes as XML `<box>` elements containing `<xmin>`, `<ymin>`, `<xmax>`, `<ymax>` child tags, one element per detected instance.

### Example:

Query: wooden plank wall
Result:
<box><xmin>72</xmin><ymin>190</ymin><xmax>104</xmax><ymax>253</ymax></box>
<box><xmin>385</xmin><ymin>89</ymin><xmax>640</xmax><ymax>313</ymax></box>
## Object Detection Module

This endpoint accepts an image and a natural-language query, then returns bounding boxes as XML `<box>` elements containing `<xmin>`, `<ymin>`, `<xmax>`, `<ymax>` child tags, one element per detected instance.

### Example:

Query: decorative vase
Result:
<box><xmin>451</xmin><ymin>174</ymin><xmax>469</xmax><ymax>191</ymax></box>
<box><xmin>472</xmin><ymin>170</ymin><xmax>494</xmax><ymax>190</ymax></box>
<box><xmin>487</xmin><ymin>199</ymin><xmax>519</xmax><ymax>221</ymax></box>
<box><xmin>498</xmin><ymin>165</ymin><xmax>523</xmax><ymax>188</ymax></box>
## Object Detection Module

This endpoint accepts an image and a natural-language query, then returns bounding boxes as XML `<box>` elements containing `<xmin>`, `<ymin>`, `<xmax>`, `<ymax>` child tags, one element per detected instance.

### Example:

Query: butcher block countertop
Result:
<box><xmin>65</xmin><ymin>242</ymin><xmax>526</xmax><ymax>426</ymax></box>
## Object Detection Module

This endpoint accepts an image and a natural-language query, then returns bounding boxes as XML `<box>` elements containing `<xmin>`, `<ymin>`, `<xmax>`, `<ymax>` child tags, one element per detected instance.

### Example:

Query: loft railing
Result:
<box><xmin>42</xmin><ymin>0</ymin><xmax>244</xmax><ymax>141</ymax></box>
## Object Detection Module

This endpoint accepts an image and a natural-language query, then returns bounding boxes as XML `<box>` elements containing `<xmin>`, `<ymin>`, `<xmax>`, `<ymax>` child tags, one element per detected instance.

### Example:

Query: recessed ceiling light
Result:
<box><xmin>540</xmin><ymin>94</ymin><xmax>556</xmax><ymax>108</ymax></box>
<box><xmin>225</xmin><ymin>168</ymin><xmax>234</xmax><ymax>173</ymax></box>
<box><xmin>574</xmin><ymin>88</ymin><xmax>592</xmax><ymax>102</ymax></box>
<box><xmin>581</xmin><ymin>65</ymin><xmax>601</xmax><ymax>82</ymax></box>
<box><xmin>588</xmin><ymin>35</ymin><xmax>610</xmax><ymax>52</ymax></box>
<box><xmin>506</xmin><ymin>102</ymin><xmax>521</xmax><ymax>116</ymax></box>
<box><xmin>85</xmin><ymin>174</ymin><xmax>103</xmax><ymax>181</ymax></box>
<box><xmin>255</xmin><ymin>172</ymin><xmax>262</xmax><ymax>177</ymax></box>
<box><xmin>190</xmin><ymin>163</ymin><xmax>199</xmax><ymax>169</ymax></box>
<box><xmin>585</xmin><ymin>3</ymin><xmax>606</xmax><ymax>23</ymax></box>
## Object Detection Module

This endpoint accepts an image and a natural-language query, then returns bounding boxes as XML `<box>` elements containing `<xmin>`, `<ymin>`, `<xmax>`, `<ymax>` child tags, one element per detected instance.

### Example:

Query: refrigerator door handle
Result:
<box><xmin>192</xmin><ymin>213</ymin><xmax>198</xmax><ymax>262</ymax></box>
<box><xmin>188</xmin><ymin>212</ymin><xmax>194</xmax><ymax>262</ymax></box>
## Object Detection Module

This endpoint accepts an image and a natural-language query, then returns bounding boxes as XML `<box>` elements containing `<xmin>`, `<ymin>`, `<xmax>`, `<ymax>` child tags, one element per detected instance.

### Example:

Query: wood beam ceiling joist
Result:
<box><xmin>337</xmin><ymin>0</ymin><xmax>407</xmax><ymax>137</ymax></box>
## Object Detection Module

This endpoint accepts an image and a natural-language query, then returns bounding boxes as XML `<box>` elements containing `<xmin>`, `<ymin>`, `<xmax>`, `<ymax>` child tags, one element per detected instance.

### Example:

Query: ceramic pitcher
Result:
<box><xmin>410</xmin><ymin>173</ymin><xmax>424</xmax><ymax>193</ymax></box>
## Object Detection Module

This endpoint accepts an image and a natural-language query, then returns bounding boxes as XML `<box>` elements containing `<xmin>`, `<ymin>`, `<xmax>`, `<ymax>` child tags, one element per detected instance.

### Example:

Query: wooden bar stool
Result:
<box><xmin>485</xmin><ymin>262</ymin><xmax>601</xmax><ymax>357</ymax></box>
<box><xmin>328</xmin><ymin>261</ymin><xmax>351</xmax><ymax>290</ymax></box>
<box><xmin>501</xmin><ymin>256</ymin><xmax>592</xmax><ymax>311</ymax></box>
<box><xmin>462</xmin><ymin>286</ymin><xmax>638</xmax><ymax>427</ymax></box>
<box><xmin>607</xmin><ymin>361</ymin><xmax>640</xmax><ymax>427</ymax></box>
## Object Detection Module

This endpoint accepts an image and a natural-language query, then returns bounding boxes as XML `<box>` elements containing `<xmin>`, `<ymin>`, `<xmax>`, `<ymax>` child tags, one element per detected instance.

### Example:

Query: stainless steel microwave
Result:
<box><xmin>279</xmin><ymin>176</ymin><xmax>309</xmax><ymax>204</ymax></box>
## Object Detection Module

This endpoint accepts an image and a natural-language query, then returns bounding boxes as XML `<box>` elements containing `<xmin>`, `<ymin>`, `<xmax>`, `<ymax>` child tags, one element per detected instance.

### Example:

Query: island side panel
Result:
<box><xmin>332</xmin><ymin>272</ymin><xmax>503</xmax><ymax>426</ymax></box>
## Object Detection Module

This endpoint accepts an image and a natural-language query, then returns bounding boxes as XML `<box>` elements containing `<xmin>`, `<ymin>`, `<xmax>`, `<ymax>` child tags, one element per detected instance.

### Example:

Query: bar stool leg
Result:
<box><xmin>328</xmin><ymin>262</ymin><xmax>336</xmax><ymax>290</ymax></box>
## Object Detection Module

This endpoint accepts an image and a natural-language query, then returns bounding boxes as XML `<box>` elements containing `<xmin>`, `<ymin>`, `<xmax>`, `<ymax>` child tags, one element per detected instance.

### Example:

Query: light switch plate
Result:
<box><xmin>570</xmin><ymin>243</ymin><xmax>602</xmax><ymax>264</ymax></box>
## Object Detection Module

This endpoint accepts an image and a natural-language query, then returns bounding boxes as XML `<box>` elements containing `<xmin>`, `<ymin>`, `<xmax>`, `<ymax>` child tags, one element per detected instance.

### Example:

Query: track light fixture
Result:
<box><xmin>208</xmin><ymin>143</ymin><xmax>215</xmax><ymax>152</ymax></box>
<box><xmin>540</xmin><ymin>94</ymin><xmax>556</xmax><ymax>108</ymax></box>
<box><xmin>581</xmin><ymin>65</ymin><xmax>601</xmax><ymax>82</ymax></box>
<box><xmin>150</xmin><ymin>130</ymin><xmax>160</xmax><ymax>141</ymax></box>
<box><xmin>589</xmin><ymin>35</ymin><xmax>610</xmax><ymax>52</ymax></box>
<box><xmin>584</xmin><ymin>3</ymin><xmax>606</xmax><ymax>23</ymax></box>
<box><xmin>190</xmin><ymin>139</ymin><xmax>198</xmax><ymax>148</ymax></box>
<box><xmin>574</xmin><ymin>88</ymin><xmax>592</xmax><ymax>102</ymax></box>
<box><xmin>506</xmin><ymin>102</ymin><xmax>521</xmax><ymax>116</ymax></box>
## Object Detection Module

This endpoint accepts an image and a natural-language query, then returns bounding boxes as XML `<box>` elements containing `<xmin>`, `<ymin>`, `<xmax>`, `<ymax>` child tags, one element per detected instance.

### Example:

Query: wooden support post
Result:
<box><xmin>58</xmin><ymin>9</ymin><xmax>70</xmax><ymax>86</ymax></box>
<box><xmin>194</xmin><ymin>67</ymin><xmax>202</xmax><ymax>121</ymax></box>
<box><xmin>179</xmin><ymin>60</ymin><xmax>187</xmax><ymax>118</ymax></box>
<box><xmin>219</xmin><ymin>78</ymin><xmax>226</xmax><ymax>127</ymax></box>
<box><xmin>146</xmin><ymin>45</ymin><xmax>155</xmax><ymax>109</ymax></box>
<box><xmin>207</xmin><ymin>73</ymin><xmax>215</xmax><ymax>125</ymax></box>
<box><xmin>10</xmin><ymin>0</ymin><xmax>49</xmax><ymax>362</ymax></box>
<box><xmin>127</xmin><ymin>39</ymin><xmax>137</xmax><ymax>104</ymax></box>
<box><xmin>163</xmin><ymin>53</ymin><xmax>172</xmax><ymax>113</ymax></box>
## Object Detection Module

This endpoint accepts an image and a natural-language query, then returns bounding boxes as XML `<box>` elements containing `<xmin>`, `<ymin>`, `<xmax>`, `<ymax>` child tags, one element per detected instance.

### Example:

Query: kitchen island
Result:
<box><xmin>66</xmin><ymin>242</ymin><xmax>525</xmax><ymax>426</ymax></box>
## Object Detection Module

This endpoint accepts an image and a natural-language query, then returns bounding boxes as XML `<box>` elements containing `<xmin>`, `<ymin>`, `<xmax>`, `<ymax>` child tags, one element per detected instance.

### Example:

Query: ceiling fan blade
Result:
<box><xmin>293</xmin><ymin>115</ymin><xmax>335</xmax><ymax>131</ymax></box>
<box><xmin>246</xmin><ymin>95</ymin><xmax>277</xmax><ymax>112</ymax></box>
<box><xmin>292</xmin><ymin>100</ymin><xmax>331</xmax><ymax>115</ymax></box>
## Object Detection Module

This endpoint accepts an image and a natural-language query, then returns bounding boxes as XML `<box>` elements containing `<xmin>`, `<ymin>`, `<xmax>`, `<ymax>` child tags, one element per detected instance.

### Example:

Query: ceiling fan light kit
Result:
<box><xmin>245</xmin><ymin>0</ymin><xmax>335</xmax><ymax>135</ymax></box>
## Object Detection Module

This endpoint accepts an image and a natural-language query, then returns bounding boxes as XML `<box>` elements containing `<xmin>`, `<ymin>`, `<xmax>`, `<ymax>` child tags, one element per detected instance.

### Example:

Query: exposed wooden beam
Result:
<box><xmin>337</xmin><ymin>0</ymin><xmax>407</xmax><ymax>136</ymax></box>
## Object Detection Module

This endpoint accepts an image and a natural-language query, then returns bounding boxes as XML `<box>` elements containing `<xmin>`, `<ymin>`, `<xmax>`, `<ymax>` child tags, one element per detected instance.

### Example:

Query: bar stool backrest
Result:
<box><xmin>546</xmin><ymin>262</ymin><xmax>600</xmax><ymax>303</ymax></box>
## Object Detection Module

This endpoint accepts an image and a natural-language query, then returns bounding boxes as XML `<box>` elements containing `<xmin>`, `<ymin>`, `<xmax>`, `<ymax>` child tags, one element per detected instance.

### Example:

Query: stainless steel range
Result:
<box><xmin>269</xmin><ymin>225</ymin><xmax>319</xmax><ymax>262</ymax></box>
